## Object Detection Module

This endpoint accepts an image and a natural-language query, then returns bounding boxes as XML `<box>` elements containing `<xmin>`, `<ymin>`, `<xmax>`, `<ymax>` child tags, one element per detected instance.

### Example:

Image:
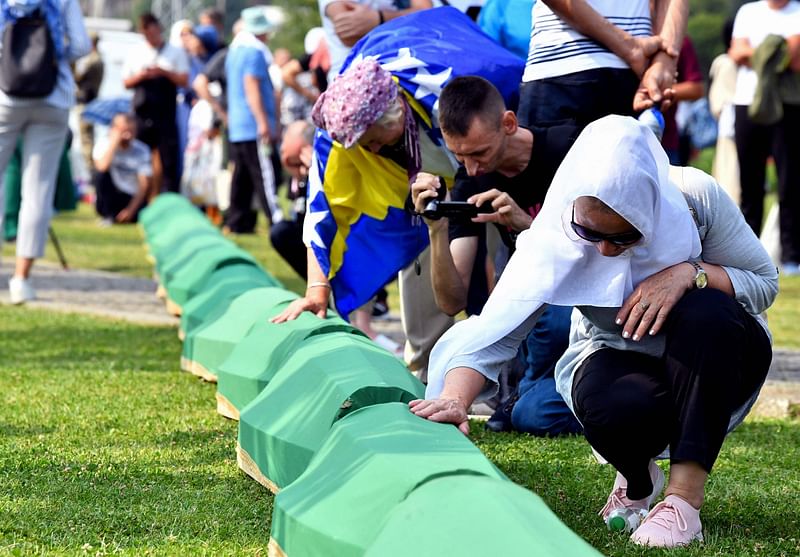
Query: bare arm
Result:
<box><xmin>117</xmin><ymin>173</ymin><xmax>151</xmax><ymax>223</ymax></box>
<box><xmin>790</xmin><ymin>35</ymin><xmax>800</xmax><ymax>72</ymax></box>
<box><xmin>270</xmin><ymin>248</ymin><xmax>331</xmax><ymax>323</ymax></box>
<box><xmin>244</xmin><ymin>74</ymin><xmax>270</xmax><ymax>142</ymax></box>
<box><xmin>728</xmin><ymin>38</ymin><xmax>754</xmax><ymax>67</ymax></box>
<box><xmin>672</xmin><ymin>80</ymin><xmax>703</xmax><ymax>102</ymax></box>
<box><xmin>282</xmin><ymin>59</ymin><xmax>319</xmax><ymax>103</ymax></box>
<box><xmin>192</xmin><ymin>73</ymin><xmax>227</xmax><ymax>122</ymax></box>
<box><xmin>430</xmin><ymin>232</ymin><xmax>477</xmax><ymax>316</ymax></box>
<box><xmin>156</xmin><ymin>67</ymin><xmax>189</xmax><ymax>88</ymax></box>
<box><xmin>633</xmin><ymin>0</ymin><xmax>689</xmax><ymax>111</ymax></box>
<box><xmin>542</xmin><ymin>0</ymin><xmax>662</xmax><ymax>78</ymax></box>
<box><xmin>93</xmin><ymin>134</ymin><xmax>120</xmax><ymax>173</ymax></box>
<box><xmin>411</xmin><ymin>172</ymin><xmax>476</xmax><ymax>315</ymax></box>
<box><xmin>409</xmin><ymin>367</ymin><xmax>486</xmax><ymax>434</ymax></box>
<box><xmin>326</xmin><ymin>0</ymin><xmax>432</xmax><ymax>47</ymax></box>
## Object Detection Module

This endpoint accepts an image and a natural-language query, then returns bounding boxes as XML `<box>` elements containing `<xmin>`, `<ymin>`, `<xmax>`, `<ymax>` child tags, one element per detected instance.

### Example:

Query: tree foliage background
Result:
<box><xmin>688</xmin><ymin>0</ymin><xmax>747</xmax><ymax>76</ymax></box>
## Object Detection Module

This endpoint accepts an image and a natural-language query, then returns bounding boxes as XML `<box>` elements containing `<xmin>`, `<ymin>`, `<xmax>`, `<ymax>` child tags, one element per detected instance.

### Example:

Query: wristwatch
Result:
<box><xmin>689</xmin><ymin>261</ymin><xmax>708</xmax><ymax>289</ymax></box>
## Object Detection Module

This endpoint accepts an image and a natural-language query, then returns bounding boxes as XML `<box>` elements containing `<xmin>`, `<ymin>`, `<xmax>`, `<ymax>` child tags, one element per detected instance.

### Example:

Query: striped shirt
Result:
<box><xmin>0</xmin><ymin>0</ymin><xmax>90</xmax><ymax>109</ymax></box>
<box><xmin>523</xmin><ymin>0</ymin><xmax>650</xmax><ymax>82</ymax></box>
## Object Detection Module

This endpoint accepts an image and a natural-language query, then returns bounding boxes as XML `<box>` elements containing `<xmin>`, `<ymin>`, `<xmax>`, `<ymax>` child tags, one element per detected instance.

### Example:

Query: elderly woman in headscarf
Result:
<box><xmin>410</xmin><ymin>115</ymin><xmax>777</xmax><ymax>548</ymax></box>
<box><xmin>270</xmin><ymin>58</ymin><xmax>459</xmax><ymax>364</ymax></box>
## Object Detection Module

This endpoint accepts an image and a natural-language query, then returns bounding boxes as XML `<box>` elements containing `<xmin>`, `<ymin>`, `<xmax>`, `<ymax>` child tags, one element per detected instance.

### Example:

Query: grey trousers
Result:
<box><xmin>399</xmin><ymin>247</ymin><xmax>455</xmax><ymax>382</ymax></box>
<box><xmin>0</xmin><ymin>103</ymin><xmax>69</xmax><ymax>258</ymax></box>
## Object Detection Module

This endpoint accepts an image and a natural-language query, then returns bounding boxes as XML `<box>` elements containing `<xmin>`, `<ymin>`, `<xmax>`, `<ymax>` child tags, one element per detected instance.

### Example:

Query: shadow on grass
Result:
<box><xmin>0</xmin><ymin>422</ymin><xmax>56</xmax><ymax>437</ymax></box>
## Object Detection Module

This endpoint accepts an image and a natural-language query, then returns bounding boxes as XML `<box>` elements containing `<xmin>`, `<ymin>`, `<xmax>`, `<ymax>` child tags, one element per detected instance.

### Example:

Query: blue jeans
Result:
<box><xmin>511</xmin><ymin>305</ymin><xmax>583</xmax><ymax>436</ymax></box>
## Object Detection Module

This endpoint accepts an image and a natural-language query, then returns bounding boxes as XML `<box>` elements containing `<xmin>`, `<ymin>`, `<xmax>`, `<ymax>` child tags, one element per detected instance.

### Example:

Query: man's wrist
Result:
<box><xmin>653</xmin><ymin>49</ymin><xmax>679</xmax><ymax>68</ymax></box>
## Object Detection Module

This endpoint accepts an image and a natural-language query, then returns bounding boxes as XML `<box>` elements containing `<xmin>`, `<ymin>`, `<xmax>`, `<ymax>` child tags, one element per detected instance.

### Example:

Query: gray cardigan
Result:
<box><xmin>457</xmin><ymin>166</ymin><xmax>778</xmax><ymax>426</ymax></box>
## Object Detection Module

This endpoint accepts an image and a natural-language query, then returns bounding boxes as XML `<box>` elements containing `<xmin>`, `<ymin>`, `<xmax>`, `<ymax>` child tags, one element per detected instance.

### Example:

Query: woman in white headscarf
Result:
<box><xmin>410</xmin><ymin>115</ymin><xmax>777</xmax><ymax>548</ymax></box>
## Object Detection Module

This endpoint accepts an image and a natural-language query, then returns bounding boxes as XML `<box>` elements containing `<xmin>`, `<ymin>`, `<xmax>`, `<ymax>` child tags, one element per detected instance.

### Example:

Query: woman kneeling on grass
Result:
<box><xmin>410</xmin><ymin>115</ymin><xmax>778</xmax><ymax>548</ymax></box>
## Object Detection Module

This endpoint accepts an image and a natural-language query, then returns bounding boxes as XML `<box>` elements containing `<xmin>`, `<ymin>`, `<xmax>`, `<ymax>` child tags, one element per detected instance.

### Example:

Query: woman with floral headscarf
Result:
<box><xmin>411</xmin><ymin>115</ymin><xmax>777</xmax><ymax>548</ymax></box>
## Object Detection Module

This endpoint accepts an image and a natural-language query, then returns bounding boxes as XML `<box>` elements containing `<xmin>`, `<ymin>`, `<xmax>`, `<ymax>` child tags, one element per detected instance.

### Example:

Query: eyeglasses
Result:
<box><xmin>570</xmin><ymin>205</ymin><xmax>642</xmax><ymax>246</ymax></box>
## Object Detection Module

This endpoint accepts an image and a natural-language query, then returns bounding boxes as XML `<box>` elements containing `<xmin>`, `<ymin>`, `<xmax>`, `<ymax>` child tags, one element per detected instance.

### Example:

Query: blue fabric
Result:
<box><xmin>225</xmin><ymin>45</ymin><xmax>276</xmax><ymax>142</ymax></box>
<box><xmin>477</xmin><ymin>0</ymin><xmax>534</xmax><ymax>61</ymax></box>
<box><xmin>0</xmin><ymin>0</ymin><xmax>64</xmax><ymax>59</ymax></box>
<box><xmin>341</xmin><ymin>7</ymin><xmax>524</xmax><ymax>125</ymax></box>
<box><xmin>511</xmin><ymin>305</ymin><xmax>583</xmax><ymax>436</ymax></box>
<box><xmin>309</xmin><ymin>7</ymin><xmax>525</xmax><ymax>317</ymax></box>
<box><xmin>81</xmin><ymin>97</ymin><xmax>131</xmax><ymax>125</ymax></box>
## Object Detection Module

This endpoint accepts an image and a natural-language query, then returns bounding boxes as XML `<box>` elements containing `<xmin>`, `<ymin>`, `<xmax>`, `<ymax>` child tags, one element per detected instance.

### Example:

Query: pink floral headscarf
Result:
<box><xmin>311</xmin><ymin>59</ymin><xmax>398</xmax><ymax>148</ymax></box>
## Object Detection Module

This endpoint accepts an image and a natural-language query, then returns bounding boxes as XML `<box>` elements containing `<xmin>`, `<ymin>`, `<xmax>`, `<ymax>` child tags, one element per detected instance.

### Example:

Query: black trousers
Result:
<box><xmin>135</xmin><ymin>115</ymin><xmax>180</xmax><ymax>194</ymax></box>
<box><xmin>226</xmin><ymin>140</ymin><xmax>277</xmax><ymax>234</ymax></box>
<box><xmin>735</xmin><ymin>104</ymin><xmax>800</xmax><ymax>262</ymax></box>
<box><xmin>270</xmin><ymin>218</ymin><xmax>307</xmax><ymax>279</ymax></box>
<box><xmin>94</xmin><ymin>171</ymin><xmax>137</xmax><ymax>221</ymax></box>
<box><xmin>572</xmin><ymin>288</ymin><xmax>771</xmax><ymax>500</ymax></box>
<box><xmin>517</xmin><ymin>67</ymin><xmax>640</xmax><ymax>129</ymax></box>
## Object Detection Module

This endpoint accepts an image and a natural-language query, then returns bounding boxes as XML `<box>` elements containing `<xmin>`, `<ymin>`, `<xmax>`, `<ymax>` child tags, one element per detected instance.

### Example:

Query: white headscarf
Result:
<box><xmin>426</xmin><ymin>115</ymin><xmax>702</xmax><ymax>398</ymax></box>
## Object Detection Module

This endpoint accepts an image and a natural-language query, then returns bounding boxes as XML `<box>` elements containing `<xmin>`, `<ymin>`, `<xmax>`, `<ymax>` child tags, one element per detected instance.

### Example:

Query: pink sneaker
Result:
<box><xmin>631</xmin><ymin>494</ymin><xmax>704</xmax><ymax>547</ymax></box>
<box><xmin>599</xmin><ymin>460</ymin><xmax>665</xmax><ymax>530</ymax></box>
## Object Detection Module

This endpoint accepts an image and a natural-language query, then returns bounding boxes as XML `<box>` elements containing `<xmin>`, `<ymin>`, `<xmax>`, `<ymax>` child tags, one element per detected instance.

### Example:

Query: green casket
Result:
<box><xmin>216</xmin><ymin>313</ymin><xmax>364</xmax><ymax>420</ymax></box>
<box><xmin>181</xmin><ymin>287</ymin><xmax>298</xmax><ymax>381</ymax></box>
<box><xmin>138</xmin><ymin>192</ymin><xmax>196</xmax><ymax>234</ymax></box>
<box><xmin>164</xmin><ymin>245</ymin><xmax>270</xmax><ymax>314</ymax></box>
<box><xmin>364</xmin><ymin>475</ymin><xmax>602</xmax><ymax>557</ymax></box>
<box><xmin>268</xmin><ymin>402</ymin><xmax>505</xmax><ymax>557</ymax></box>
<box><xmin>179</xmin><ymin>264</ymin><xmax>278</xmax><ymax>339</ymax></box>
<box><xmin>153</xmin><ymin>228</ymin><xmax>229</xmax><ymax>281</ymax></box>
<box><xmin>145</xmin><ymin>210</ymin><xmax>215</xmax><ymax>257</ymax></box>
<box><xmin>237</xmin><ymin>343</ymin><xmax>425</xmax><ymax>492</ymax></box>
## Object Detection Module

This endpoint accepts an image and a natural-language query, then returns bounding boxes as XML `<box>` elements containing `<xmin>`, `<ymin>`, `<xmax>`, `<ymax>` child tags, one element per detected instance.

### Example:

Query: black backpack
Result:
<box><xmin>0</xmin><ymin>7</ymin><xmax>57</xmax><ymax>98</ymax></box>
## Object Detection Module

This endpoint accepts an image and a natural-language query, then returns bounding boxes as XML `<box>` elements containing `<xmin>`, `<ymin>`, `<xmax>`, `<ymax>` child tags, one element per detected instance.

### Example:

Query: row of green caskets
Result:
<box><xmin>139</xmin><ymin>193</ymin><xmax>602</xmax><ymax>557</ymax></box>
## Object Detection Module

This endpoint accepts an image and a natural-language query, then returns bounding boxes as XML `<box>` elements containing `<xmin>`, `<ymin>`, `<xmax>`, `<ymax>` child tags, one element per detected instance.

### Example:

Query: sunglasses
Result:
<box><xmin>570</xmin><ymin>205</ymin><xmax>642</xmax><ymax>246</ymax></box>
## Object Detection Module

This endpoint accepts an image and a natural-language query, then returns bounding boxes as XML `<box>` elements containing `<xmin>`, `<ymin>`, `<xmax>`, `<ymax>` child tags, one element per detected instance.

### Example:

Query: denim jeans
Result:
<box><xmin>511</xmin><ymin>305</ymin><xmax>583</xmax><ymax>436</ymax></box>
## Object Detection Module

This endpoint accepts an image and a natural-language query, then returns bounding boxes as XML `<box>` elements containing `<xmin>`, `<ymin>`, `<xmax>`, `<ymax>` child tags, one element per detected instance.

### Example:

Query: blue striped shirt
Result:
<box><xmin>523</xmin><ymin>1</ymin><xmax>651</xmax><ymax>82</ymax></box>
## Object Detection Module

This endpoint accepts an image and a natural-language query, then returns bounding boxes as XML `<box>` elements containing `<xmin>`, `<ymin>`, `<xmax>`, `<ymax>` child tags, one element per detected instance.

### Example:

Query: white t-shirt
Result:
<box><xmin>732</xmin><ymin>1</ymin><xmax>800</xmax><ymax>106</ymax></box>
<box><xmin>121</xmin><ymin>39</ymin><xmax>190</xmax><ymax>80</ymax></box>
<box><xmin>93</xmin><ymin>138</ymin><xmax>152</xmax><ymax>196</ymax></box>
<box><xmin>318</xmin><ymin>0</ymin><xmax>401</xmax><ymax>79</ymax></box>
<box><xmin>523</xmin><ymin>0</ymin><xmax>651</xmax><ymax>82</ymax></box>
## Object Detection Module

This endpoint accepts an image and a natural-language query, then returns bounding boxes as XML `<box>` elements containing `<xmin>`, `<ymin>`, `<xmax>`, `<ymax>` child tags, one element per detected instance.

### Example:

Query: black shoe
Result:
<box><xmin>484</xmin><ymin>392</ymin><xmax>519</xmax><ymax>433</ymax></box>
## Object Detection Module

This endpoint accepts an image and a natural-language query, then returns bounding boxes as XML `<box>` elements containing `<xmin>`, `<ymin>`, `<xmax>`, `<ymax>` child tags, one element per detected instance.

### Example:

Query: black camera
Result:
<box><xmin>422</xmin><ymin>200</ymin><xmax>493</xmax><ymax>221</ymax></box>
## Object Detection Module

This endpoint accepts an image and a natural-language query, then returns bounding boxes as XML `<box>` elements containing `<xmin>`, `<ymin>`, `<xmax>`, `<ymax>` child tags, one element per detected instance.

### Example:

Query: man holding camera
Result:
<box><xmin>411</xmin><ymin>76</ymin><xmax>581</xmax><ymax>436</ymax></box>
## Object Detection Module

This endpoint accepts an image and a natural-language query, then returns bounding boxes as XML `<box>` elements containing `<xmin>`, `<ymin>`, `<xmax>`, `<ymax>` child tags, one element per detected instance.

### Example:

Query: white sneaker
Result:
<box><xmin>9</xmin><ymin>276</ymin><xmax>35</xmax><ymax>305</ymax></box>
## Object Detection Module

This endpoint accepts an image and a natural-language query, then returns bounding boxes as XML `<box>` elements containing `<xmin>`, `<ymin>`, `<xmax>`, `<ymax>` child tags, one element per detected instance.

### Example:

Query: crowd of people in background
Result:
<box><xmin>0</xmin><ymin>0</ymin><xmax>796</xmax><ymax>551</ymax></box>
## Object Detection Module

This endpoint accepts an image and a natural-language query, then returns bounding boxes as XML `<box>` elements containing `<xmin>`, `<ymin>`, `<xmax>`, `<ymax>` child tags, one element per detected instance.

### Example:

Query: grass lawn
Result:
<box><xmin>1</xmin><ymin>201</ymin><xmax>799</xmax><ymax>555</ymax></box>
<box><xmin>0</xmin><ymin>305</ymin><xmax>797</xmax><ymax>555</ymax></box>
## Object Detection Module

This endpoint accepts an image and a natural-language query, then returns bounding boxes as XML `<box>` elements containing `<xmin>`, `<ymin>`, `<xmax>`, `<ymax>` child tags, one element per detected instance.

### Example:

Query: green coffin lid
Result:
<box><xmin>165</xmin><ymin>245</ymin><xmax>269</xmax><ymax>308</ymax></box>
<box><xmin>139</xmin><ymin>193</ymin><xmax>196</xmax><ymax>232</ymax></box>
<box><xmin>269</xmin><ymin>402</ymin><xmax>504</xmax><ymax>557</ymax></box>
<box><xmin>364</xmin><ymin>475</ymin><xmax>602</xmax><ymax>557</ymax></box>
<box><xmin>153</xmin><ymin>229</ymin><xmax>230</xmax><ymax>279</ymax></box>
<box><xmin>146</xmin><ymin>212</ymin><xmax>215</xmax><ymax>254</ymax></box>
<box><xmin>216</xmin><ymin>313</ymin><xmax>365</xmax><ymax>419</ymax></box>
<box><xmin>182</xmin><ymin>287</ymin><xmax>299</xmax><ymax>381</ymax></box>
<box><xmin>179</xmin><ymin>266</ymin><xmax>277</xmax><ymax>338</ymax></box>
<box><xmin>237</xmin><ymin>338</ymin><xmax>425</xmax><ymax>492</ymax></box>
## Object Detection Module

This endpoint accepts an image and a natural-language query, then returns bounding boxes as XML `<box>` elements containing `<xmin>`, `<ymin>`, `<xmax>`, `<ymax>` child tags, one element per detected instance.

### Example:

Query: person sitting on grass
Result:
<box><xmin>410</xmin><ymin>115</ymin><xmax>778</xmax><ymax>548</ymax></box>
<box><xmin>93</xmin><ymin>113</ymin><xmax>152</xmax><ymax>225</ymax></box>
